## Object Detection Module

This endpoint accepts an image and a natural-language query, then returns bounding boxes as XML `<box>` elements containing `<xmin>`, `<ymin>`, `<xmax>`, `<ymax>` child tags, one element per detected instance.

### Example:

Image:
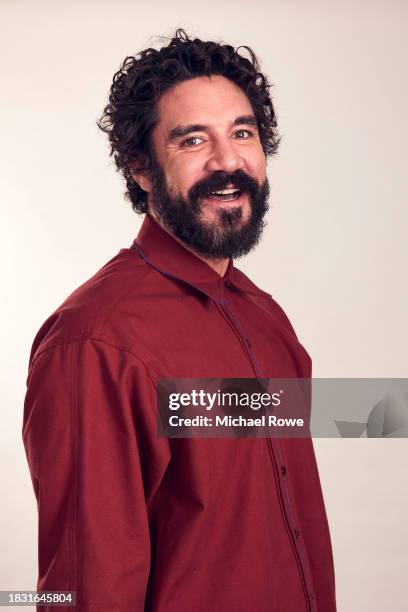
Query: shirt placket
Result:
<box><xmin>217</xmin><ymin>293</ymin><xmax>317</xmax><ymax>612</ymax></box>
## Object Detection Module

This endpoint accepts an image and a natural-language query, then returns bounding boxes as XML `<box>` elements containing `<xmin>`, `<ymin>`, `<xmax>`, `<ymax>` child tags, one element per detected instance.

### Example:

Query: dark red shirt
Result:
<box><xmin>23</xmin><ymin>213</ymin><xmax>336</xmax><ymax>611</ymax></box>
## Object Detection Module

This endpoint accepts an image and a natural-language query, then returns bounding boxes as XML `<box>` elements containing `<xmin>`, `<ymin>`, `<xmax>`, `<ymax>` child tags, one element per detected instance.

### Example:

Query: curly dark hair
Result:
<box><xmin>97</xmin><ymin>28</ymin><xmax>280</xmax><ymax>214</ymax></box>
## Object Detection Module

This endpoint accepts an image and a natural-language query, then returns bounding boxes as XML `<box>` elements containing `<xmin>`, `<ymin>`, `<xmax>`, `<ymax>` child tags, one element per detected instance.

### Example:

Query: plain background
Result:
<box><xmin>1</xmin><ymin>1</ymin><xmax>407</xmax><ymax>610</ymax></box>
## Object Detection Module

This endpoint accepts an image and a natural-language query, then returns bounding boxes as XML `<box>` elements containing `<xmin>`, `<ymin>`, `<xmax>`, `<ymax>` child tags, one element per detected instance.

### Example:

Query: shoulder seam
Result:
<box><xmin>31</xmin><ymin>335</ymin><xmax>160</xmax><ymax>381</ymax></box>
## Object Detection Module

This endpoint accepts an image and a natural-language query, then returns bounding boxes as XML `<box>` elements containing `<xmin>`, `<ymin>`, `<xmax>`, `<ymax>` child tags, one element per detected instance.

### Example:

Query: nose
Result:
<box><xmin>205</xmin><ymin>137</ymin><xmax>245</xmax><ymax>174</ymax></box>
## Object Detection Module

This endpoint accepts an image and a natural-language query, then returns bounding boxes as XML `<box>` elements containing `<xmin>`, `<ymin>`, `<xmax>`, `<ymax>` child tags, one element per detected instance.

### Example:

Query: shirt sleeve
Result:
<box><xmin>22</xmin><ymin>338</ymin><xmax>171</xmax><ymax>611</ymax></box>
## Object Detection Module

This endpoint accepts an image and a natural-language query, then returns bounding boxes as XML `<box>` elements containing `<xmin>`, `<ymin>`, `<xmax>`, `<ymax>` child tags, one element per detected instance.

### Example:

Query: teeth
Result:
<box><xmin>211</xmin><ymin>188</ymin><xmax>240</xmax><ymax>195</ymax></box>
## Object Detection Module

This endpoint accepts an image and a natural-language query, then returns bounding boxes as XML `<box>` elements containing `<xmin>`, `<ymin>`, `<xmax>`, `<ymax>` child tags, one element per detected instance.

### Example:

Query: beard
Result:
<box><xmin>148</xmin><ymin>162</ymin><xmax>270</xmax><ymax>260</ymax></box>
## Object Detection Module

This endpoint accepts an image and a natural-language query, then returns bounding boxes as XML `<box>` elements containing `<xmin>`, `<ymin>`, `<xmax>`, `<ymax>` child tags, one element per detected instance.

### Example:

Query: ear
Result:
<box><xmin>129</xmin><ymin>159</ymin><xmax>152</xmax><ymax>193</ymax></box>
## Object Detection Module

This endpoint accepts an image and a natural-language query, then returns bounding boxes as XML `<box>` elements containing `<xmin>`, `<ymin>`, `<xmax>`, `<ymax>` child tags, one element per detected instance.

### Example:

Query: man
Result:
<box><xmin>23</xmin><ymin>29</ymin><xmax>336</xmax><ymax>611</ymax></box>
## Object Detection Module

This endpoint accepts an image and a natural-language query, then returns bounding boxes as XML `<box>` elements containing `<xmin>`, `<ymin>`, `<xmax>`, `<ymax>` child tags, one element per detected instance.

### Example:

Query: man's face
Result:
<box><xmin>144</xmin><ymin>75</ymin><xmax>269</xmax><ymax>259</ymax></box>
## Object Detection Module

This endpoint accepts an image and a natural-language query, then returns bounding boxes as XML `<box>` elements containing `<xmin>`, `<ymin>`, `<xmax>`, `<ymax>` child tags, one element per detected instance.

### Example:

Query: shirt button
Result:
<box><xmin>245</xmin><ymin>337</ymin><xmax>252</xmax><ymax>348</ymax></box>
<box><xmin>281</xmin><ymin>465</ymin><xmax>287</xmax><ymax>477</ymax></box>
<box><xmin>294</xmin><ymin>528</ymin><xmax>300</xmax><ymax>539</ymax></box>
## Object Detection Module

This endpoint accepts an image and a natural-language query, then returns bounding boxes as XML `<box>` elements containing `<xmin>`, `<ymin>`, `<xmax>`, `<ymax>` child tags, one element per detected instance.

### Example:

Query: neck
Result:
<box><xmin>147</xmin><ymin>212</ymin><xmax>229</xmax><ymax>278</ymax></box>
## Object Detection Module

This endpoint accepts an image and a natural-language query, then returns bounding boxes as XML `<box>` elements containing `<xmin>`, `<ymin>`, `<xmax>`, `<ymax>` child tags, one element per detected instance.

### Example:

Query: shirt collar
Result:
<box><xmin>130</xmin><ymin>213</ymin><xmax>272</xmax><ymax>303</ymax></box>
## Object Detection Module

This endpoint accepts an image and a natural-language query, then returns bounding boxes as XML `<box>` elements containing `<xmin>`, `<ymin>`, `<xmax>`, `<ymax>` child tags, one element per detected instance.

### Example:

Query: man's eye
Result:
<box><xmin>234</xmin><ymin>129</ymin><xmax>254</xmax><ymax>139</ymax></box>
<box><xmin>181</xmin><ymin>136</ymin><xmax>203</xmax><ymax>147</ymax></box>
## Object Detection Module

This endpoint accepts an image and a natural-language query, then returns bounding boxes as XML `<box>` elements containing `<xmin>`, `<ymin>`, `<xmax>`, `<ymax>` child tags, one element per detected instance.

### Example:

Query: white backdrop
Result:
<box><xmin>1</xmin><ymin>1</ymin><xmax>407</xmax><ymax>610</ymax></box>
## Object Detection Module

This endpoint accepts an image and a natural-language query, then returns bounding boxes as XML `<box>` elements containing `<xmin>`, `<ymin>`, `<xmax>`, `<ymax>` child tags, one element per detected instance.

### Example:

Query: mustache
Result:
<box><xmin>188</xmin><ymin>170</ymin><xmax>262</xmax><ymax>201</ymax></box>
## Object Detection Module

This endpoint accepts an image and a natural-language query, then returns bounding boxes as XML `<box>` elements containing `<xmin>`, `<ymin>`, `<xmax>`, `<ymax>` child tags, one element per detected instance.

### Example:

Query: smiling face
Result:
<box><xmin>133</xmin><ymin>74</ymin><xmax>270</xmax><ymax>259</ymax></box>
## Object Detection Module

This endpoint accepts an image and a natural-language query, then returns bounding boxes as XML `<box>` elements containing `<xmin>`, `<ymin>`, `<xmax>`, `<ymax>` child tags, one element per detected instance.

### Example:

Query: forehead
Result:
<box><xmin>155</xmin><ymin>75</ymin><xmax>254</xmax><ymax>132</ymax></box>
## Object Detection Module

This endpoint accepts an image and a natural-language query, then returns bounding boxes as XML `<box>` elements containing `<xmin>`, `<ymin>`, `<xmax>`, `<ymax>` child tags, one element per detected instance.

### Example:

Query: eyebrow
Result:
<box><xmin>167</xmin><ymin>115</ymin><xmax>258</xmax><ymax>142</ymax></box>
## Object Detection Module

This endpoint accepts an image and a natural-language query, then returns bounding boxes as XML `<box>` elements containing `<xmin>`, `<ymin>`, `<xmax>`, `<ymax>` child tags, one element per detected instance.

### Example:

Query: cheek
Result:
<box><xmin>166</xmin><ymin>157</ymin><xmax>203</xmax><ymax>196</ymax></box>
<box><xmin>252</xmin><ymin>151</ymin><xmax>267</xmax><ymax>179</ymax></box>
<box><xmin>241</xmin><ymin>144</ymin><xmax>266</xmax><ymax>179</ymax></box>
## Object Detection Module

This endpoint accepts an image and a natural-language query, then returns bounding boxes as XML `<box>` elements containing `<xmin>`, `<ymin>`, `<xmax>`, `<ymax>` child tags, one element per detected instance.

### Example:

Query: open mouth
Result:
<box><xmin>206</xmin><ymin>188</ymin><xmax>242</xmax><ymax>202</ymax></box>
